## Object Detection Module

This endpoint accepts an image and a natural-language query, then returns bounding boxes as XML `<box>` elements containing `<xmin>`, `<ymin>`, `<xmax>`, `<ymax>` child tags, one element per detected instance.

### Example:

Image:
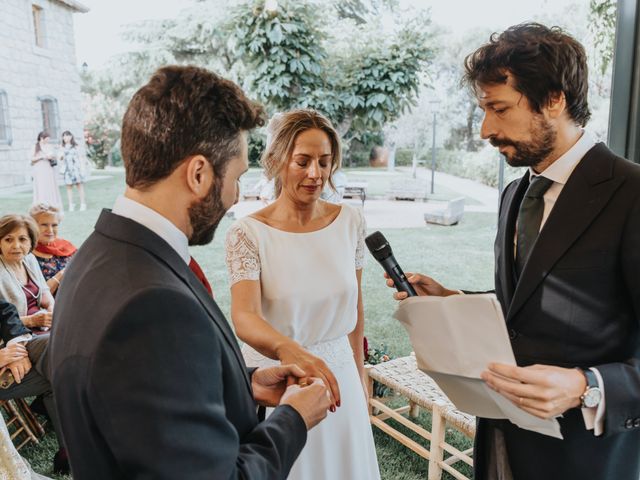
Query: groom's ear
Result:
<box><xmin>184</xmin><ymin>155</ymin><xmax>213</xmax><ymax>199</ymax></box>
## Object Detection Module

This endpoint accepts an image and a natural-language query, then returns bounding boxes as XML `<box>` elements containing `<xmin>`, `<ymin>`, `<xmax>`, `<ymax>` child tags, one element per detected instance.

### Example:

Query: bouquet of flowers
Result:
<box><xmin>364</xmin><ymin>337</ymin><xmax>393</xmax><ymax>397</ymax></box>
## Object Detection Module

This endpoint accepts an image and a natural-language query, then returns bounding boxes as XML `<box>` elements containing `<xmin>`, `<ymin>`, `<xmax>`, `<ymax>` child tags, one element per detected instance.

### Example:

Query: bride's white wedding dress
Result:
<box><xmin>225</xmin><ymin>203</ymin><xmax>380</xmax><ymax>480</ymax></box>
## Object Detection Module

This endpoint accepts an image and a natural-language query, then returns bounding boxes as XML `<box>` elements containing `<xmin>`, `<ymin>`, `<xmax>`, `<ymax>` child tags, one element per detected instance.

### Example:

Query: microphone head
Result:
<box><xmin>365</xmin><ymin>231</ymin><xmax>392</xmax><ymax>261</ymax></box>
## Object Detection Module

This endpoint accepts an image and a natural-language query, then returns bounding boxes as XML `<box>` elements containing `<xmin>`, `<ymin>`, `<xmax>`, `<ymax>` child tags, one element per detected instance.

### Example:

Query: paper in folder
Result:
<box><xmin>394</xmin><ymin>293</ymin><xmax>563</xmax><ymax>439</ymax></box>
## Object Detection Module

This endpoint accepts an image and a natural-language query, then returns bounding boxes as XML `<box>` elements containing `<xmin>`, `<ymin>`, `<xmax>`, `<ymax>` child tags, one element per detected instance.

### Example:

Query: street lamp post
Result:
<box><xmin>429</xmin><ymin>100</ymin><xmax>440</xmax><ymax>195</ymax></box>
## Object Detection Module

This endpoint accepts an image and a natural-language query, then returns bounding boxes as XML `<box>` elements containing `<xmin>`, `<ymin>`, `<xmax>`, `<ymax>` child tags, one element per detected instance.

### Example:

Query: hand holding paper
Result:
<box><xmin>482</xmin><ymin>362</ymin><xmax>586</xmax><ymax>419</ymax></box>
<box><xmin>394</xmin><ymin>293</ymin><xmax>563</xmax><ymax>439</ymax></box>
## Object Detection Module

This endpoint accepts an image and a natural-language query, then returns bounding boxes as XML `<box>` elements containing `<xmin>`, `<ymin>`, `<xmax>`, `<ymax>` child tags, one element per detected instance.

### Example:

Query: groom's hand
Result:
<box><xmin>281</xmin><ymin>377</ymin><xmax>332</xmax><ymax>430</ymax></box>
<box><xmin>251</xmin><ymin>364</ymin><xmax>306</xmax><ymax>407</ymax></box>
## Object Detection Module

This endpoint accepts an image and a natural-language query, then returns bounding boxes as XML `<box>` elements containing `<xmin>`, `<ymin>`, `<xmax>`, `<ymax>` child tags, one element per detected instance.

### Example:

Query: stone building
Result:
<box><xmin>0</xmin><ymin>0</ymin><xmax>88</xmax><ymax>188</ymax></box>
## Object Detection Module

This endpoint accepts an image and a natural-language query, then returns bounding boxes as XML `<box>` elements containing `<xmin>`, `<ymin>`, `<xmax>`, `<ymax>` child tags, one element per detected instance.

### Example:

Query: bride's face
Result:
<box><xmin>281</xmin><ymin>128</ymin><xmax>332</xmax><ymax>204</ymax></box>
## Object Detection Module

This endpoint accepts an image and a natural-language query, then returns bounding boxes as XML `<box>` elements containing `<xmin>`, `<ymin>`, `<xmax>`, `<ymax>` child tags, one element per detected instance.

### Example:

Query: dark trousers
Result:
<box><xmin>0</xmin><ymin>334</ymin><xmax>63</xmax><ymax>447</ymax></box>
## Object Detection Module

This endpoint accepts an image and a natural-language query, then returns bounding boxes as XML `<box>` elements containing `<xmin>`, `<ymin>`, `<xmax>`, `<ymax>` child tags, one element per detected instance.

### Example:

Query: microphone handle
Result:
<box><xmin>379</xmin><ymin>255</ymin><xmax>417</xmax><ymax>297</ymax></box>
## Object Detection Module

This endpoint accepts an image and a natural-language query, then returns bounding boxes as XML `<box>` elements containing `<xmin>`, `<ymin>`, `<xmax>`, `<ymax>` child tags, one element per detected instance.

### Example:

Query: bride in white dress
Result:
<box><xmin>225</xmin><ymin>109</ymin><xmax>380</xmax><ymax>480</ymax></box>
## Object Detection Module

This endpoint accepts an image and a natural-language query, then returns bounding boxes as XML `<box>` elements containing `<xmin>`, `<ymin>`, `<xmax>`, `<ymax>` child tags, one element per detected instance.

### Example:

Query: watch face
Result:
<box><xmin>583</xmin><ymin>388</ymin><xmax>602</xmax><ymax>408</ymax></box>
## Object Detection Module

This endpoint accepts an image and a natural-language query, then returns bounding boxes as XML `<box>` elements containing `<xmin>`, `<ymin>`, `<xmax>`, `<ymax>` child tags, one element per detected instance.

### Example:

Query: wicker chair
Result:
<box><xmin>366</xmin><ymin>354</ymin><xmax>476</xmax><ymax>480</ymax></box>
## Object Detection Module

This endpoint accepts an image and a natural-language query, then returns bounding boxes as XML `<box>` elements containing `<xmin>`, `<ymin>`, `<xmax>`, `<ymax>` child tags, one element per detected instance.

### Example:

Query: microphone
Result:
<box><xmin>365</xmin><ymin>231</ymin><xmax>417</xmax><ymax>297</ymax></box>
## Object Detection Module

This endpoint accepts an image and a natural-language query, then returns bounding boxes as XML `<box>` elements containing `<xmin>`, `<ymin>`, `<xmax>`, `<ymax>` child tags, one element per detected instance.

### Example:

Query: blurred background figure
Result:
<box><xmin>59</xmin><ymin>130</ymin><xmax>88</xmax><ymax>211</ymax></box>
<box><xmin>0</xmin><ymin>215</ymin><xmax>53</xmax><ymax>334</ymax></box>
<box><xmin>30</xmin><ymin>132</ymin><xmax>63</xmax><ymax>212</ymax></box>
<box><xmin>29</xmin><ymin>203</ymin><xmax>77</xmax><ymax>297</ymax></box>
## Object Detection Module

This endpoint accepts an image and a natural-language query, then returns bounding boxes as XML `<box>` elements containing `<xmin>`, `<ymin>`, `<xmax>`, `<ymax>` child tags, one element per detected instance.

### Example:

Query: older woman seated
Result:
<box><xmin>29</xmin><ymin>203</ymin><xmax>77</xmax><ymax>296</ymax></box>
<box><xmin>0</xmin><ymin>214</ymin><xmax>53</xmax><ymax>333</ymax></box>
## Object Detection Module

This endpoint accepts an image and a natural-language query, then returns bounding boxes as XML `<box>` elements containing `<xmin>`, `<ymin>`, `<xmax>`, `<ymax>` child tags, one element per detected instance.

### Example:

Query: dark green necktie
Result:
<box><xmin>515</xmin><ymin>176</ymin><xmax>554</xmax><ymax>276</ymax></box>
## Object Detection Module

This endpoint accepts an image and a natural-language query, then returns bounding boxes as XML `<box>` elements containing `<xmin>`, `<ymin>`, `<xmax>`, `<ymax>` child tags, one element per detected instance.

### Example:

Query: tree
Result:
<box><xmin>81</xmin><ymin>0</ymin><xmax>435</xmax><ymax>166</ymax></box>
<box><xmin>229</xmin><ymin>0</ymin><xmax>435</xmax><ymax>148</ymax></box>
<box><xmin>588</xmin><ymin>0</ymin><xmax>617</xmax><ymax>76</ymax></box>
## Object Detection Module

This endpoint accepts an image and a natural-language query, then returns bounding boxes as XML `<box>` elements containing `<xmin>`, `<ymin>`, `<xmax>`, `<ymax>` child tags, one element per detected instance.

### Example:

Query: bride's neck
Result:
<box><xmin>272</xmin><ymin>196</ymin><xmax>323</xmax><ymax>225</ymax></box>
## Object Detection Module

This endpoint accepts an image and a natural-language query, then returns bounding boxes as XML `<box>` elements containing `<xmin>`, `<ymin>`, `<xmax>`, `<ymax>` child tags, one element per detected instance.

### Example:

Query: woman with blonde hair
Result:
<box><xmin>225</xmin><ymin>109</ymin><xmax>380</xmax><ymax>479</ymax></box>
<box><xmin>29</xmin><ymin>203</ymin><xmax>77</xmax><ymax>296</ymax></box>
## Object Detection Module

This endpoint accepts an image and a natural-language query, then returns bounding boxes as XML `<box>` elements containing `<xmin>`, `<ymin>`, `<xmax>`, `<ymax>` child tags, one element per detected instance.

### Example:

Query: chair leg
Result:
<box><xmin>16</xmin><ymin>398</ymin><xmax>46</xmax><ymax>437</ymax></box>
<box><xmin>409</xmin><ymin>400</ymin><xmax>420</xmax><ymax>418</ymax></box>
<box><xmin>1</xmin><ymin>400</ymin><xmax>39</xmax><ymax>449</ymax></box>
<box><xmin>428</xmin><ymin>404</ymin><xmax>446</xmax><ymax>480</ymax></box>
<box><xmin>365</xmin><ymin>365</ymin><xmax>375</xmax><ymax>416</ymax></box>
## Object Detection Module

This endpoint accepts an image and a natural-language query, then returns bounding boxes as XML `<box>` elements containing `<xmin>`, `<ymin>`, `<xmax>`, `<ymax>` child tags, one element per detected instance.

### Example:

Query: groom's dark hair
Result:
<box><xmin>121</xmin><ymin>65</ymin><xmax>265</xmax><ymax>188</ymax></box>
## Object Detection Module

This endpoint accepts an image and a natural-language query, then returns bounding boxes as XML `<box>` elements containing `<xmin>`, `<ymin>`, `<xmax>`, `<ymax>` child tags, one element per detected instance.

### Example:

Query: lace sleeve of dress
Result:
<box><xmin>355</xmin><ymin>207</ymin><xmax>367</xmax><ymax>270</ymax></box>
<box><xmin>225</xmin><ymin>222</ymin><xmax>261</xmax><ymax>286</ymax></box>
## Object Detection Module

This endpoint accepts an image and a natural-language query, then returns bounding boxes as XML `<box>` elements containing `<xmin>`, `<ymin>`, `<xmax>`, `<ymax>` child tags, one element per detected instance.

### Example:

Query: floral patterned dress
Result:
<box><xmin>61</xmin><ymin>145</ymin><xmax>85</xmax><ymax>185</ymax></box>
<box><xmin>36</xmin><ymin>255</ymin><xmax>70</xmax><ymax>282</ymax></box>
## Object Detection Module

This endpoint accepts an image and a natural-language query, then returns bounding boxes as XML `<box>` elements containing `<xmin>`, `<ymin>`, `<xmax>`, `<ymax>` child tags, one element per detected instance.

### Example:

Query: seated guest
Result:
<box><xmin>29</xmin><ymin>203</ymin><xmax>77</xmax><ymax>296</ymax></box>
<box><xmin>0</xmin><ymin>215</ymin><xmax>53</xmax><ymax>334</ymax></box>
<box><xmin>0</xmin><ymin>300</ymin><xmax>67</xmax><ymax>474</ymax></box>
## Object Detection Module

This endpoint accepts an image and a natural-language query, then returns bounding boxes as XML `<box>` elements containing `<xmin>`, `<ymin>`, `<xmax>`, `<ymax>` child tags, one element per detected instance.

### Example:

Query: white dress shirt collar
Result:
<box><xmin>529</xmin><ymin>130</ymin><xmax>596</xmax><ymax>184</ymax></box>
<box><xmin>112</xmin><ymin>195</ymin><xmax>190</xmax><ymax>265</ymax></box>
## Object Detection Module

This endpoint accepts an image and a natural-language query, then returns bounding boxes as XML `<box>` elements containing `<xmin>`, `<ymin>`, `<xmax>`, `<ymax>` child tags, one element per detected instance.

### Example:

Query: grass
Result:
<box><xmin>0</xmin><ymin>169</ymin><xmax>496</xmax><ymax>479</ymax></box>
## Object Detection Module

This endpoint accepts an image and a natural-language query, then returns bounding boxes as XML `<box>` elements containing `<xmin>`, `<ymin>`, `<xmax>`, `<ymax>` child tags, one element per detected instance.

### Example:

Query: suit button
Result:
<box><xmin>508</xmin><ymin>329</ymin><xmax>518</xmax><ymax>340</ymax></box>
<box><xmin>625</xmin><ymin>419</ymin><xmax>634</xmax><ymax>429</ymax></box>
<box><xmin>634</xmin><ymin>418</ymin><xmax>640</xmax><ymax>428</ymax></box>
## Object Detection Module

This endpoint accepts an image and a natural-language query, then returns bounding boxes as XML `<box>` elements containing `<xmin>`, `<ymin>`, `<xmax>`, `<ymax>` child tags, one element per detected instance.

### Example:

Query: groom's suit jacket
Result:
<box><xmin>474</xmin><ymin>143</ymin><xmax>640</xmax><ymax>480</ymax></box>
<box><xmin>48</xmin><ymin>210</ymin><xmax>306</xmax><ymax>480</ymax></box>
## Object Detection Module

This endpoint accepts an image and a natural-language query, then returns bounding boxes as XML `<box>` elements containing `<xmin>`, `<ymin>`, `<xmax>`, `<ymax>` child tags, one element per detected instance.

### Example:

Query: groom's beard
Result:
<box><xmin>188</xmin><ymin>178</ymin><xmax>227</xmax><ymax>246</ymax></box>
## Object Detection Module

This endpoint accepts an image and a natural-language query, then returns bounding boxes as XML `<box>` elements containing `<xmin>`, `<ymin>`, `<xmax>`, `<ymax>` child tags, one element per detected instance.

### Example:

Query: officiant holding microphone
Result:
<box><xmin>386</xmin><ymin>23</ymin><xmax>640</xmax><ymax>480</ymax></box>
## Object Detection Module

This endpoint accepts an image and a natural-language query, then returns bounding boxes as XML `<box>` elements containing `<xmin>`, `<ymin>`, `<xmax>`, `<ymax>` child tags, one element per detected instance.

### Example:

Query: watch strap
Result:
<box><xmin>583</xmin><ymin>368</ymin><xmax>598</xmax><ymax>389</ymax></box>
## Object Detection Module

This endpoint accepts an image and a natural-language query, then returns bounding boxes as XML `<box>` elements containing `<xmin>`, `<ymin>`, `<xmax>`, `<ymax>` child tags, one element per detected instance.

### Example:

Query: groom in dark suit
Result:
<box><xmin>49</xmin><ymin>65</ymin><xmax>331</xmax><ymax>479</ymax></box>
<box><xmin>389</xmin><ymin>23</ymin><xmax>640</xmax><ymax>479</ymax></box>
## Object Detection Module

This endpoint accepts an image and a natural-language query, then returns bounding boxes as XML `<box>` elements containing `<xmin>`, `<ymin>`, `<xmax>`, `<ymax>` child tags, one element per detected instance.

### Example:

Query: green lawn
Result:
<box><xmin>0</xmin><ymin>169</ymin><xmax>496</xmax><ymax>479</ymax></box>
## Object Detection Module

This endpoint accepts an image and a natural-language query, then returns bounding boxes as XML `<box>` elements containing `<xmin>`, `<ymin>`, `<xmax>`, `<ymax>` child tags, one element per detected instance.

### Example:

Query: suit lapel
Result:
<box><xmin>497</xmin><ymin>173</ymin><xmax>529</xmax><ymax>309</ymax></box>
<box><xmin>95</xmin><ymin>210</ymin><xmax>253</xmax><ymax>394</ymax></box>
<box><xmin>507</xmin><ymin>144</ymin><xmax>625</xmax><ymax>322</ymax></box>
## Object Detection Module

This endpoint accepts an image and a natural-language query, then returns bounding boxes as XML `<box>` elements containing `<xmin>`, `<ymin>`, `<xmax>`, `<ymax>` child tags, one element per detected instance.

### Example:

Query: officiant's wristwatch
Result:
<box><xmin>578</xmin><ymin>368</ymin><xmax>602</xmax><ymax>409</ymax></box>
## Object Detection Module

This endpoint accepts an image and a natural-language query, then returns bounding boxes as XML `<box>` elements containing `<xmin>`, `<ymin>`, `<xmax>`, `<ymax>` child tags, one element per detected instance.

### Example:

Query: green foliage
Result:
<box><xmin>81</xmin><ymin>89</ymin><xmax>122</xmax><ymax>169</ymax></box>
<box><xmin>81</xmin><ymin>0</ymin><xmax>435</xmax><ymax>166</ymax></box>
<box><xmin>231</xmin><ymin>1</ymin><xmax>327</xmax><ymax>111</ymax></box>
<box><xmin>436</xmin><ymin>147</ymin><xmax>522</xmax><ymax>188</ymax></box>
<box><xmin>230</xmin><ymin>0</ymin><xmax>434</xmax><ymax>149</ymax></box>
<box><xmin>588</xmin><ymin>0</ymin><xmax>617</xmax><ymax>76</ymax></box>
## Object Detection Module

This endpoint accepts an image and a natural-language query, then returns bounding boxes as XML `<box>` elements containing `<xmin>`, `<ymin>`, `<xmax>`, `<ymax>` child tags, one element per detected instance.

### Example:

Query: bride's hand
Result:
<box><xmin>276</xmin><ymin>341</ymin><xmax>341</xmax><ymax>410</ymax></box>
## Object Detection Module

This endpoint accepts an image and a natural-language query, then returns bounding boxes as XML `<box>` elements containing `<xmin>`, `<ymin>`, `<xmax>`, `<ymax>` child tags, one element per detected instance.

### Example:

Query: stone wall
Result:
<box><xmin>0</xmin><ymin>0</ymin><xmax>85</xmax><ymax>188</ymax></box>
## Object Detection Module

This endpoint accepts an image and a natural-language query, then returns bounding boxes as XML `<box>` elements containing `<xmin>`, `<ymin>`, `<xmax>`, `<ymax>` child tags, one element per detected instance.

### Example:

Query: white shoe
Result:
<box><xmin>69</xmin><ymin>203</ymin><xmax>75</xmax><ymax>212</ymax></box>
<box><xmin>80</xmin><ymin>203</ymin><xmax>87</xmax><ymax>211</ymax></box>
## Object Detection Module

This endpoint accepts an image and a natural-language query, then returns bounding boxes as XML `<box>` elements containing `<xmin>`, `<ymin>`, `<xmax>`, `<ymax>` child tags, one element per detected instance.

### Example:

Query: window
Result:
<box><xmin>32</xmin><ymin>4</ymin><xmax>44</xmax><ymax>47</ymax></box>
<box><xmin>39</xmin><ymin>96</ymin><xmax>60</xmax><ymax>139</ymax></box>
<box><xmin>0</xmin><ymin>90</ymin><xmax>11</xmax><ymax>145</ymax></box>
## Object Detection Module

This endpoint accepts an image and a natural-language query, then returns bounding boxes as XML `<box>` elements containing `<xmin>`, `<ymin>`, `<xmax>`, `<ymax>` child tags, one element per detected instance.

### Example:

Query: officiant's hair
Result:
<box><xmin>260</xmin><ymin>109</ymin><xmax>341</xmax><ymax>197</ymax></box>
<box><xmin>463</xmin><ymin>22</ymin><xmax>591</xmax><ymax>127</ymax></box>
<box><xmin>121</xmin><ymin>65</ymin><xmax>265</xmax><ymax>189</ymax></box>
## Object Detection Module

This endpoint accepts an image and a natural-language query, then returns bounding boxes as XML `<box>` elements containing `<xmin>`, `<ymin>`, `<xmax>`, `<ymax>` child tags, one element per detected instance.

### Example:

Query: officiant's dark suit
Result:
<box><xmin>452</xmin><ymin>23</ymin><xmax>640</xmax><ymax>480</ymax></box>
<box><xmin>473</xmin><ymin>142</ymin><xmax>640</xmax><ymax>480</ymax></box>
<box><xmin>47</xmin><ymin>65</ymin><xmax>320</xmax><ymax>480</ymax></box>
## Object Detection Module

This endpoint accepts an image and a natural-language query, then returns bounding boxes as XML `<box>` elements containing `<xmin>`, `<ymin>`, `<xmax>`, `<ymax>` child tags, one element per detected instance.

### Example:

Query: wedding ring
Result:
<box><xmin>299</xmin><ymin>380</ymin><xmax>308</xmax><ymax>387</ymax></box>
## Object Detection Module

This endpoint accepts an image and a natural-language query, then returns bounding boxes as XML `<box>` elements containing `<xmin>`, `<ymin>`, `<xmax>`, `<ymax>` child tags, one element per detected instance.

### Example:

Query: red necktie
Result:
<box><xmin>189</xmin><ymin>257</ymin><xmax>213</xmax><ymax>297</ymax></box>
